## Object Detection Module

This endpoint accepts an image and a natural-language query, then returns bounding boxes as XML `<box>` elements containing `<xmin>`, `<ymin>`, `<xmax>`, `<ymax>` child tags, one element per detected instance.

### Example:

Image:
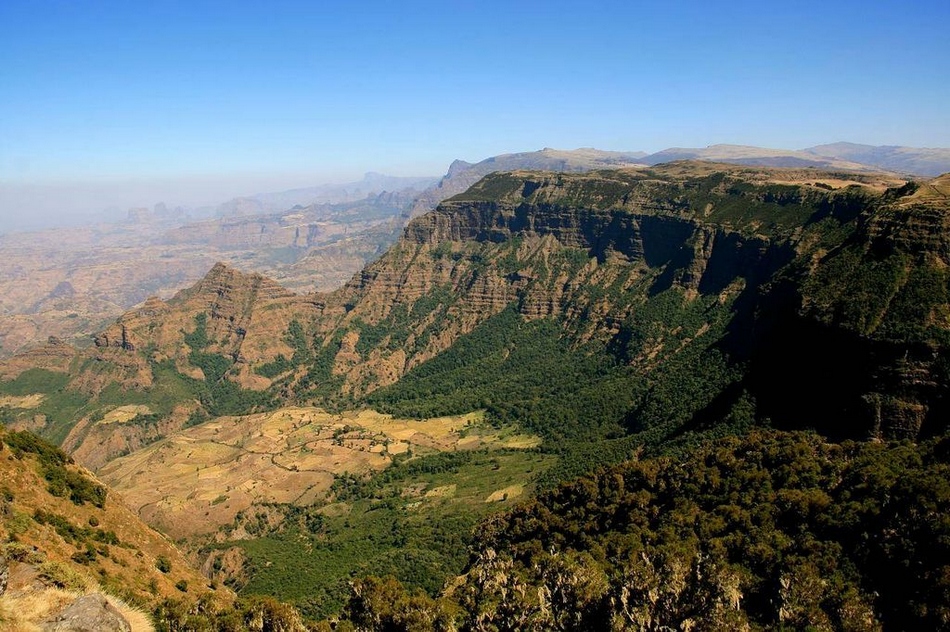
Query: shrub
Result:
<box><xmin>38</xmin><ymin>561</ymin><xmax>88</xmax><ymax>591</ymax></box>
<box><xmin>156</xmin><ymin>555</ymin><xmax>172</xmax><ymax>573</ymax></box>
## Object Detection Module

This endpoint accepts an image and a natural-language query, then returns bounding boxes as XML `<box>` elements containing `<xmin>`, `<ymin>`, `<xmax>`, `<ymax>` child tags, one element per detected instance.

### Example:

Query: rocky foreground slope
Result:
<box><xmin>0</xmin><ymin>427</ymin><xmax>224</xmax><ymax>630</ymax></box>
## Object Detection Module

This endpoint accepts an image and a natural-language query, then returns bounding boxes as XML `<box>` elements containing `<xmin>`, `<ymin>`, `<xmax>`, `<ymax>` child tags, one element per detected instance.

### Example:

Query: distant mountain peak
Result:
<box><xmin>803</xmin><ymin>142</ymin><xmax>950</xmax><ymax>176</ymax></box>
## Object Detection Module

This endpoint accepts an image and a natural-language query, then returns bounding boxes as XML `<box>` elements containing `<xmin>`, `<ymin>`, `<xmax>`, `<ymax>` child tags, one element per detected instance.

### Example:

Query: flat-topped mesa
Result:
<box><xmin>864</xmin><ymin>174</ymin><xmax>950</xmax><ymax>264</ymax></box>
<box><xmin>401</xmin><ymin>166</ymin><xmax>856</xmax><ymax>295</ymax></box>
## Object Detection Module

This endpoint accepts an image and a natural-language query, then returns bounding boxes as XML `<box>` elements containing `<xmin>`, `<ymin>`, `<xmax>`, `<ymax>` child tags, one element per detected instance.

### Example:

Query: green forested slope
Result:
<box><xmin>334</xmin><ymin>430</ymin><xmax>950</xmax><ymax>631</ymax></box>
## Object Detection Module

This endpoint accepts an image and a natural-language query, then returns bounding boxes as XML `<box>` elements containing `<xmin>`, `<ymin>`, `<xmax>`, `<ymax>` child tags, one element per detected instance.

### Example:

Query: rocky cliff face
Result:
<box><xmin>865</xmin><ymin>175</ymin><xmax>950</xmax><ymax>261</ymax></box>
<box><xmin>758</xmin><ymin>173</ymin><xmax>950</xmax><ymax>439</ymax></box>
<box><xmin>308</xmin><ymin>165</ymin><xmax>887</xmax><ymax>398</ymax></box>
<box><xmin>408</xmin><ymin>194</ymin><xmax>782</xmax><ymax>292</ymax></box>
<box><xmin>5</xmin><ymin>161</ymin><xmax>947</xmax><ymax>455</ymax></box>
<box><xmin>315</xmin><ymin>164</ymin><xmax>950</xmax><ymax>442</ymax></box>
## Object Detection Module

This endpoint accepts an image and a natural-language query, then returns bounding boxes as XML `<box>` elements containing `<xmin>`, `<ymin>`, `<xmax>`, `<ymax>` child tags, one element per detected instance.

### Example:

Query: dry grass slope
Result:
<box><xmin>0</xmin><ymin>430</ymin><xmax>233</xmax><ymax>624</ymax></box>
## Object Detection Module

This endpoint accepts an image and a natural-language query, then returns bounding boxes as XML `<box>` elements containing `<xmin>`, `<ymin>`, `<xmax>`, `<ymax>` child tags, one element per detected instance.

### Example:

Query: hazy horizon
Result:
<box><xmin>2</xmin><ymin>0</ymin><xmax>948</xmax><ymax>232</ymax></box>
<box><xmin>7</xmin><ymin>138</ymin><xmax>950</xmax><ymax>235</ymax></box>
<box><xmin>0</xmin><ymin>169</ymin><xmax>399</xmax><ymax>233</ymax></box>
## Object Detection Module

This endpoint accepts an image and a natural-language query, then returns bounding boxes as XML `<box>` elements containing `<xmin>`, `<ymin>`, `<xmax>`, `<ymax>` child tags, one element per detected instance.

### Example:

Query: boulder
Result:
<box><xmin>0</xmin><ymin>555</ymin><xmax>8</xmax><ymax>595</ymax></box>
<box><xmin>42</xmin><ymin>593</ymin><xmax>131</xmax><ymax>632</ymax></box>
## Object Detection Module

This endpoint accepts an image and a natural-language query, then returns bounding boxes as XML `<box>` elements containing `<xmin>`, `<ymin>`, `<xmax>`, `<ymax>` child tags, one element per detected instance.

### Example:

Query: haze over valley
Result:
<box><xmin>4</xmin><ymin>142</ymin><xmax>948</xmax><ymax>361</ymax></box>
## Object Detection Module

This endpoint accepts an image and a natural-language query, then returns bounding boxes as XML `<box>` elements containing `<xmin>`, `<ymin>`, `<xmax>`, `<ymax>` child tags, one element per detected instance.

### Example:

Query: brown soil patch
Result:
<box><xmin>0</xmin><ymin>393</ymin><xmax>44</xmax><ymax>409</ymax></box>
<box><xmin>98</xmin><ymin>406</ymin><xmax>538</xmax><ymax>539</ymax></box>
<box><xmin>100</xmin><ymin>405</ymin><xmax>152</xmax><ymax>424</ymax></box>
<box><xmin>485</xmin><ymin>484</ymin><xmax>524</xmax><ymax>503</ymax></box>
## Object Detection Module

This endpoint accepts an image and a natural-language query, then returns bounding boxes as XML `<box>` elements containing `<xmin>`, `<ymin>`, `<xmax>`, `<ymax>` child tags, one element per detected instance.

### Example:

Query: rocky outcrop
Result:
<box><xmin>42</xmin><ymin>593</ymin><xmax>132</xmax><ymax>632</ymax></box>
<box><xmin>90</xmin><ymin>263</ymin><xmax>302</xmax><ymax>367</ymax></box>
<box><xmin>62</xmin><ymin>402</ymin><xmax>199</xmax><ymax>471</ymax></box>
<box><xmin>94</xmin><ymin>323</ymin><xmax>136</xmax><ymax>351</ymax></box>
<box><xmin>8</xmin><ymin>260</ymin><xmax>304</xmax><ymax>402</ymax></box>
<box><xmin>0</xmin><ymin>335</ymin><xmax>76</xmax><ymax>379</ymax></box>
<box><xmin>173</xmin><ymin>262</ymin><xmax>297</xmax><ymax>350</ymax></box>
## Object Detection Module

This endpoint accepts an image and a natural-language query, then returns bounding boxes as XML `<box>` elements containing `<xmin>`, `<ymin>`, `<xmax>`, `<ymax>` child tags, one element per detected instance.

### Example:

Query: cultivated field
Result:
<box><xmin>97</xmin><ymin>406</ymin><xmax>538</xmax><ymax>538</ymax></box>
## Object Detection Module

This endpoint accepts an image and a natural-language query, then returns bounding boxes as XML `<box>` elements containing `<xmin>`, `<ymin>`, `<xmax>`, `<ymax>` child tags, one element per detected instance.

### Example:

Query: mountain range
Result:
<box><xmin>4</xmin><ymin>142</ymin><xmax>949</xmax><ymax>363</ymax></box>
<box><xmin>213</xmin><ymin>172</ymin><xmax>441</xmax><ymax>219</ymax></box>
<box><xmin>637</xmin><ymin>142</ymin><xmax>950</xmax><ymax>176</ymax></box>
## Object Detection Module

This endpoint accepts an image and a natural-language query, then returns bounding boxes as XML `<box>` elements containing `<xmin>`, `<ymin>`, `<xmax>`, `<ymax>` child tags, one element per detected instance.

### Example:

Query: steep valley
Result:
<box><xmin>3</xmin><ymin>161</ymin><xmax>950</xmax><ymax>627</ymax></box>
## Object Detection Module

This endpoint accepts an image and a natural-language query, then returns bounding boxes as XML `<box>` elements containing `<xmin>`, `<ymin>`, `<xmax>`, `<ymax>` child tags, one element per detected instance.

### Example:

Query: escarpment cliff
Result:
<box><xmin>315</xmin><ymin>165</ymin><xmax>950</xmax><ymax>443</ymax></box>
<box><xmin>408</xmin><ymin>187</ymin><xmax>790</xmax><ymax>293</ymax></box>
<box><xmin>317</xmin><ymin>166</ymin><xmax>880</xmax><ymax>394</ymax></box>
<box><xmin>5</xmin><ymin>162</ymin><xmax>950</xmax><ymax>462</ymax></box>
<box><xmin>751</xmin><ymin>173</ymin><xmax>950</xmax><ymax>439</ymax></box>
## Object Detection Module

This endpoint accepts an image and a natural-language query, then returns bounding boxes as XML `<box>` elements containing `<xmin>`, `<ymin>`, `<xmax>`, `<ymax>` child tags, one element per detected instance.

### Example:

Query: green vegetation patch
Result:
<box><xmin>1</xmin><ymin>430</ymin><xmax>106</xmax><ymax>507</ymax></box>
<box><xmin>369</xmin><ymin>287</ymin><xmax>744</xmax><ymax>484</ymax></box>
<box><xmin>296</xmin><ymin>330</ymin><xmax>347</xmax><ymax>403</ymax></box>
<box><xmin>98</xmin><ymin>360</ymin><xmax>201</xmax><ymax>416</ymax></box>
<box><xmin>33</xmin><ymin>508</ymin><xmax>119</xmax><ymax>550</ymax></box>
<box><xmin>332</xmin><ymin>431</ymin><xmax>950</xmax><ymax>631</ymax></box>
<box><xmin>368</xmin><ymin>306</ymin><xmax>625</xmax><ymax>443</ymax></box>
<box><xmin>0</xmin><ymin>368</ymin><xmax>70</xmax><ymax>396</ymax></box>
<box><xmin>254</xmin><ymin>354</ymin><xmax>294</xmax><ymax>379</ymax></box>
<box><xmin>0</xmin><ymin>369</ymin><xmax>90</xmax><ymax>445</ymax></box>
<box><xmin>230</xmin><ymin>448</ymin><xmax>555</xmax><ymax>620</ymax></box>
<box><xmin>454</xmin><ymin>430</ymin><xmax>950</xmax><ymax>630</ymax></box>
<box><xmin>181</xmin><ymin>313</ymin><xmax>274</xmax><ymax>416</ymax></box>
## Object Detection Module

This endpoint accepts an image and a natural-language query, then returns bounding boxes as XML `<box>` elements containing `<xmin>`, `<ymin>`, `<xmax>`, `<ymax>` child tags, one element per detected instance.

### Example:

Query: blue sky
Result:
<box><xmin>1</xmin><ymin>0</ymin><xmax>948</xmax><ymax>228</ymax></box>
